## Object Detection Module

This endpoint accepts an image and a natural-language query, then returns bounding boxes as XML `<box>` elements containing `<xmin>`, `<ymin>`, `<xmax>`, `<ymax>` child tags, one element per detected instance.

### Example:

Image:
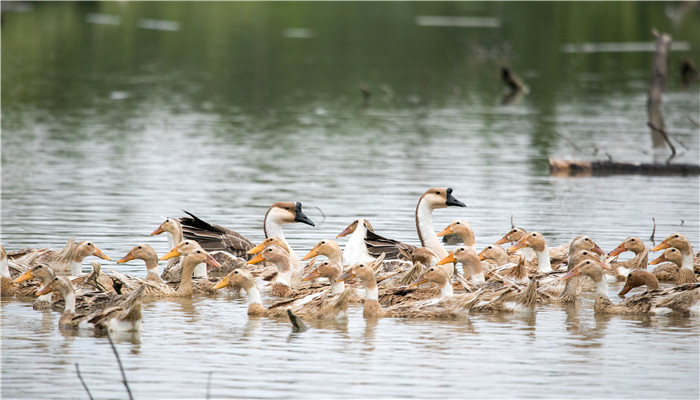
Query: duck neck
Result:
<box><xmin>144</xmin><ymin>255</ymin><xmax>161</xmax><ymax>277</ymax></box>
<box><xmin>192</xmin><ymin>262</ymin><xmax>208</xmax><ymax>279</ymax></box>
<box><xmin>345</xmin><ymin>223</ymin><xmax>372</xmax><ymax>264</ymax></box>
<box><xmin>63</xmin><ymin>290</ymin><xmax>76</xmax><ymax>315</ymax></box>
<box><xmin>594</xmin><ymin>275</ymin><xmax>609</xmax><ymax>297</ymax></box>
<box><xmin>0</xmin><ymin>257</ymin><xmax>9</xmax><ymax>279</ymax></box>
<box><xmin>166</xmin><ymin>230</ymin><xmax>183</xmax><ymax>250</ymax></box>
<box><xmin>521</xmin><ymin>247</ymin><xmax>534</xmax><ymax>262</ymax></box>
<box><xmin>467</xmin><ymin>262</ymin><xmax>485</xmax><ymax>283</ymax></box>
<box><xmin>460</xmin><ymin>229</ymin><xmax>475</xmax><ymax>248</ymax></box>
<box><xmin>681</xmin><ymin>252</ymin><xmax>694</xmax><ymax>271</ymax></box>
<box><xmin>415</xmin><ymin>200</ymin><xmax>447</xmax><ymax>259</ymax></box>
<box><xmin>176</xmin><ymin>257</ymin><xmax>197</xmax><ymax>295</ymax></box>
<box><xmin>535</xmin><ymin>247</ymin><xmax>551</xmax><ymax>273</ymax></box>
<box><xmin>245</xmin><ymin>284</ymin><xmax>263</xmax><ymax>305</ymax></box>
<box><xmin>70</xmin><ymin>260</ymin><xmax>83</xmax><ymax>276</ymax></box>
<box><xmin>439</xmin><ymin>280</ymin><xmax>454</xmax><ymax>297</ymax></box>
<box><xmin>364</xmin><ymin>279</ymin><xmax>379</xmax><ymax>301</ymax></box>
<box><xmin>330</xmin><ymin>280</ymin><xmax>345</xmax><ymax>295</ymax></box>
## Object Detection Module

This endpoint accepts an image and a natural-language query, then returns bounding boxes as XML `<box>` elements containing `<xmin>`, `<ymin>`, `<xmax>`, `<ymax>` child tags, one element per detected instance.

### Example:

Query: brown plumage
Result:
<box><xmin>607</xmin><ymin>237</ymin><xmax>649</xmax><ymax>280</ymax></box>
<box><xmin>651</xmin><ymin>233</ymin><xmax>697</xmax><ymax>285</ymax></box>
<box><xmin>179</xmin><ymin>210</ymin><xmax>254</xmax><ymax>259</ymax></box>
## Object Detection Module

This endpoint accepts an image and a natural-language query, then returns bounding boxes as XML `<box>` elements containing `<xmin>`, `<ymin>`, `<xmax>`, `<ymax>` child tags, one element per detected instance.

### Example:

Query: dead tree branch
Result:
<box><xmin>107</xmin><ymin>333</ymin><xmax>134</xmax><ymax>400</ymax></box>
<box><xmin>75</xmin><ymin>363</ymin><xmax>95</xmax><ymax>400</ymax></box>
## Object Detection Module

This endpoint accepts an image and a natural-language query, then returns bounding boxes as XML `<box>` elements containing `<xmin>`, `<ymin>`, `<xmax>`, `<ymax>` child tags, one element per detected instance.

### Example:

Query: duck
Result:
<box><xmin>1</xmin><ymin>245</ymin><xmax>16</xmax><ymax>297</ymax></box>
<box><xmin>436</xmin><ymin>220</ymin><xmax>476</xmax><ymax>248</ymax></box>
<box><xmin>650</xmin><ymin>247</ymin><xmax>685</xmax><ymax>282</ymax></box>
<box><xmin>12</xmin><ymin>264</ymin><xmax>56</xmax><ymax>308</ymax></box>
<box><xmin>37</xmin><ymin>276</ymin><xmax>145</xmax><ymax>331</ymax></box>
<box><xmin>478</xmin><ymin>244</ymin><xmax>510</xmax><ymax>267</ymax></box>
<box><xmin>213</xmin><ymin>268</ymin><xmax>351</xmax><ymax>320</ymax></box>
<box><xmin>180</xmin><ymin>202</ymin><xmax>315</xmax><ymax>273</ymax></box>
<box><xmin>494</xmin><ymin>227</ymin><xmax>534</xmax><ymax>264</ymax></box>
<box><xmin>302</xmin><ymin>239</ymin><xmax>343</xmax><ymax>266</ymax></box>
<box><xmin>561</xmin><ymin>258</ymin><xmax>700</xmax><ymax>316</ymax></box>
<box><xmin>507</xmin><ymin>232</ymin><xmax>556</xmax><ymax>274</ymax></box>
<box><xmin>13</xmin><ymin>238</ymin><xmax>111</xmax><ymax>276</ymax></box>
<box><xmin>336</xmin><ymin>260</ymin><xmax>481</xmax><ymax>319</ymax></box>
<box><xmin>336</xmin><ymin>218</ymin><xmax>378</xmax><ymax>265</ymax></box>
<box><xmin>117</xmin><ymin>244</ymin><xmax>163</xmax><ymax>283</ymax></box>
<box><xmin>247</xmin><ymin>243</ymin><xmax>313</xmax><ymax>297</ymax></box>
<box><xmin>302</xmin><ymin>260</ymin><xmax>347</xmax><ymax>295</ymax></box>
<box><xmin>555</xmin><ymin>235</ymin><xmax>607</xmax><ymax>302</ymax></box>
<box><xmin>154</xmin><ymin>244</ymin><xmax>222</xmax><ymax>297</ymax></box>
<box><xmin>618</xmin><ymin>270</ymin><xmax>659</xmax><ymax>297</ymax></box>
<box><xmin>438</xmin><ymin>246</ymin><xmax>486</xmax><ymax>283</ymax></box>
<box><xmin>607</xmin><ymin>236</ymin><xmax>649</xmax><ymax>280</ymax></box>
<box><xmin>651</xmin><ymin>234</ymin><xmax>697</xmax><ymax>285</ymax></box>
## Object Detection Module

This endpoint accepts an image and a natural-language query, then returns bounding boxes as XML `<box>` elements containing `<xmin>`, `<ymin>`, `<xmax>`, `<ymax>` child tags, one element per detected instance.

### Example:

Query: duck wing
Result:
<box><xmin>364</xmin><ymin>230</ymin><xmax>416</xmax><ymax>261</ymax></box>
<box><xmin>180</xmin><ymin>211</ymin><xmax>254</xmax><ymax>259</ymax></box>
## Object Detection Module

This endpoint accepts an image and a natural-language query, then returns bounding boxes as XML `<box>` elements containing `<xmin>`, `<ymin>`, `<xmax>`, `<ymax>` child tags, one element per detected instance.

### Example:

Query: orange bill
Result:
<box><xmin>591</xmin><ymin>244</ymin><xmax>605</xmax><ymax>256</ymax></box>
<box><xmin>409</xmin><ymin>273</ymin><xmax>428</xmax><ymax>287</ymax></box>
<box><xmin>437</xmin><ymin>252</ymin><xmax>456</xmax><ymax>266</ymax></box>
<box><xmin>247</xmin><ymin>253</ymin><xmax>266</xmax><ymax>265</ymax></box>
<box><xmin>649</xmin><ymin>253</ymin><xmax>666</xmax><ymax>265</ymax></box>
<box><xmin>336</xmin><ymin>225</ymin><xmax>355</xmax><ymax>238</ymax></box>
<box><xmin>160</xmin><ymin>247</ymin><xmax>181</xmax><ymax>261</ymax></box>
<box><xmin>559</xmin><ymin>266</ymin><xmax>580</xmax><ymax>281</ymax></box>
<box><xmin>93</xmin><ymin>247</ymin><xmax>111</xmax><ymax>261</ymax></box>
<box><xmin>117</xmin><ymin>250</ymin><xmax>135</xmax><ymax>264</ymax></box>
<box><xmin>302</xmin><ymin>247</ymin><xmax>319</xmax><ymax>261</ymax></box>
<box><xmin>477</xmin><ymin>249</ymin><xmax>486</xmax><ymax>261</ymax></box>
<box><xmin>608</xmin><ymin>243</ymin><xmax>626</xmax><ymax>257</ymax></box>
<box><xmin>36</xmin><ymin>285</ymin><xmax>53</xmax><ymax>296</ymax></box>
<box><xmin>336</xmin><ymin>271</ymin><xmax>355</xmax><ymax>282</ymax></box>
<box><xmin>13</xmin><ymin>270</ymin><xmax>34</xmax><ymax>283</ymax></box>
<box><xmin>436</xmin><ymin>226</ymin><xmax>453</xmax><ymax>237</ymax></box>
<box><xmin>651</xmin><ymin>239</ymin><xmax>670</xmax><ymax>252</ymax></box>
<box><xmin>508</xmin><ymin>236</ymin><xmax>528</xmax><ymax>252</ymax></box>
<box><xmin>302</xmin><ymin>268</ymin><xmax>321</xmax><ymax>281</ymax></box>
<box><xmin>213</xmin><ymin>275</ymin><xmax>230</xmax><ymax>290</ymax></box>
<box><xmin>494</xmin><ymin>235</ymin><xmax>510</xmax><ymax>245</ymax></box>
<box><xmin>618</xmin><ymin>282</ymin><xmax>634</xmax><ymax>297</ymax></box>
<box><xmin>247</xmin><ymin>242</ymin><xmax>266</xmax><ymax>255</ymax></box>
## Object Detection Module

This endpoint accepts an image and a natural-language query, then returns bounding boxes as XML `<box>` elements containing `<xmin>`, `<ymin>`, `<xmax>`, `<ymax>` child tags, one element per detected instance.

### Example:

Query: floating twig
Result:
<box><xmin>510</xmin><ymin>215</ymin><xmax>514</xmax><ymax>230</ymax></box>
<box><xmin>650</xmin><ymin>217</ymin><xmax>657</xmax><ymax>246</ymax></box>
<box><xmin>107</xmin><ymin>333</ymin><xmax>134</xmax><ymax>400</ymax></box>
<box><xmin>75</xmin><ymin>363</ymin><xmax>95</xmax><ymax>400</ymax></box>
<box><xmin>648</xmin><ymin>121</ymin><xmax>677</xmax><ymax>164</ymax></box>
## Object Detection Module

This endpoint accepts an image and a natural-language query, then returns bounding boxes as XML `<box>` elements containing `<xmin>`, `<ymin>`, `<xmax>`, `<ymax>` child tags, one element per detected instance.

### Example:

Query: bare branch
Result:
<box><xmin>647</xmin><ymin>122</ymin><xmax>676</xmax><ymax>164</ymax></box>
<box><xmin>650</xmin><ymin>217</ymin><xmax>657</xmax><ymax>246</ymax></box>
<box><xmin>75</xmin><ymin>363</ymin><xmax>95</xmax><ymax>400</ymax></box>
<box><xmin>108</xmin><ymin>333</ymin><xmax>134</xmax><ymax>400</ymax></box>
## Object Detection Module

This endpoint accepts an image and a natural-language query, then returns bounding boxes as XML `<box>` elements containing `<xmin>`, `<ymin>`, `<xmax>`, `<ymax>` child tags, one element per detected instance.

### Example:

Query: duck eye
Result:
<box><xmin>321</xmin><ymin>241</ymin><xmax>326</xmax><ymax>244</ymax></box>
<box><xmin>487</xmin><ymin>246</ymin><xmax>492</xmax><ymax>249</ymax></box>
<box><xmin>435</xmin><ymin>191</ymin><xmax>440</xmax><ymax>195</ymax></box>
<box><xmin>532</xmin><ymin>233</ymin><xmax>536</xmax><ymax>237</ymax></box>
<box><xmin>455</xmin><ymin>222</ymin><xmax>460</xmax><ymax>225</ymax></box>
<box><xmin>674</xmin><ymin>234</ymin><xmax>679</xmax><ymax>238</ymax></box>
<box><xmin>87</xmin><ymin>242</ymin><xmax>92</xmax><ymax>246</ymax></box>
<box><xmin>630</xmin><ymin>238</ymin><xmax>635</xmax><ymax>241</ymax></box>
<box><xmin>137</xmin><ymin>246</ymin><xmax>142</xmax><ymax>249</ymax></box>
<box><xmin>234</xmin><ymin>270</ymin><xmax>238</xmax><ymax>274</ymax></box>
<box><xmin>584</xmin><ymin>238</ymin><xmax>589</xmax><ymax>241</ymax></box>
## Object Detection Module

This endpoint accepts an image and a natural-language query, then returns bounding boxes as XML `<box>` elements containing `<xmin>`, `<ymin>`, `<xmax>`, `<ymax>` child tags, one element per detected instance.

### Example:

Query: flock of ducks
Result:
<box><xmin>2</xmin><ymin>187</ymin><xmax>699</xmax><ymax>334</ymax></box>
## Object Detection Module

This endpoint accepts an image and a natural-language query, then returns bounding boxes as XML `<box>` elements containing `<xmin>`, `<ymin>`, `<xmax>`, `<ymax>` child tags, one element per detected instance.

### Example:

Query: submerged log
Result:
<box><xmin>549</xmin><ymin>158</ymin><xmax>700</xmax><ymax>177</ymax></box>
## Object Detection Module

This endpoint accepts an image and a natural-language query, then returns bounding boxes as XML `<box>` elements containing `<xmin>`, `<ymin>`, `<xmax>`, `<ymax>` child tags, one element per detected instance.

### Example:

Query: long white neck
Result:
<box><xmin>64</xmin><ymin>291</ymin><xmax>76</xmax><ymax>314</ymax></box>
<box><xmin>276</xmin><ymin>268</ymin><xmax>292</xmax><ymax>287</ymax></box>
<box><xmin>264</xmin><ymin>219</ymin><xmax>300</xmax><ymax>270</ymax></box>
<box><xmin>416</xmin><ymin>201</ymin><xmax>447</xmax><ymax>259</ymax></box>
<box><xmin>330</xmin><ymin>280</ymin><xmax>345</xmax><ymax>295</ymax></box>
<box><xmin>0</xmin><ymin>258</ymin><xmax>9</xmax><ymax>279</ymax></box>
<box><xmin>71</xmin><ymin>260</ymin><xmax>83</xmax><ymax>276</ymax></box>
<box><xmin>535</xmin><ymin>247</ymin><xmax>552</xmax><ymax>273</ymax></box>
<box><xmin>594</xmin><ymin>275</ymin><xmax>609</xmax><ymax>297</ymax></box>
<box><xmin>344</xmin><ymin>223</ymin><xmax>373</xmax><ymax>264</ymax></box>
<box><xmin>439</xmin><ymin>281</ymin><xmax>454</xmax><ymax>297</ymax></box>
<box><xmin>245</xmin><ymin>285</ymin><xmax>262</xmax><ymax>305</ymax></box>
<box><xmin>681</xmin><ymin>252</ymin><xmax>694</xmax><ymax>271</ymax></box>
<box><xmin>364</xmin><ymin>279</ymin><xmax>379</xmax><ymax>301</ymax></box>
<box><xmin>521</xmin><ymin>247</ymin><xmax>534</xmax><ymax>262</ymax></box>
<box><xmin>470</xmin><ymin>271</ymin><xmax>485</xmax><ymax>283</ymax></box>
<box><xmin>192</xmin><ymin>262</ymin><xmax>208</xmax><ymax>279</ymax></box>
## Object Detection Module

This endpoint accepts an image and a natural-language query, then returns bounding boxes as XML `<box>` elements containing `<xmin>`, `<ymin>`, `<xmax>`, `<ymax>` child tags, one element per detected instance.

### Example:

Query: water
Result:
<box><xmin>2</xmin><ymin>2</ymin><xmax>699</xmax><ymax>399</ymax></box>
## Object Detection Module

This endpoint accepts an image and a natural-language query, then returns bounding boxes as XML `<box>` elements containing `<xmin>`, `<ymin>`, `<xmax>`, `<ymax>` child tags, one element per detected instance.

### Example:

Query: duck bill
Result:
<box><xmin>436</xmin><ymin>226</ymin><xmax>453</xmax><ymax>237</ymax></box>
<box><xmin>302</xmin><ymin>268</ymin><xmax>321</xmax><ymax>281</ymax></box>
<box><xmin>560</xmin><ymin>267</ymin><xmax>580</xmax><ymax>281</ymax></box>
<box><xmin>591</xmin><ymin>244</ymin><xmax>605</xmax><ymax>256</ymax></box>
<box><xmin>409</xmin><ymin>274</ymin><xmax>429</xmax><ymax>287</ymax></box>
<box><xmin>595</xmin><ymin>258</ymin><xmax>612</xmax><ymax>270</ymax></box>
<box><xmin>294</xmin><ymin>202</ymin><xmax>315</xmax><ymax>227</ymax></box>
<box><xmin>437</xmin><ymin>252</ymin><xmax>456</xmax><ymax>266</ymax></box>
<box><xmin>649</xmin><ymin>254</ymin><xmax>666</xmax><ymax>265</ymax></box>
<box><xmin>618</xmin><ymin>282</ymin><xmax>633</xmax><ymax>297</ymax></box>
<box><xmin>477</xmin><ymin>250</ymin><xmax>486</xmax><ymax>261</ymax></box>
<box><xmin>150</xmin><ymin>225</ymin><xmax>165</xmax><ymax>236</ymax></box>
<box><xmin>246</xmin><ymin>242</ymin><xmax>266</xmax><ymax>255</ymax></box>
<box><xmin>36</xmin><ymin>285</ymin><xmax>53</xmax><ymax>296</ymax></box>
<box><xmin>205</xmin><ymin>254</ymin><xmax>221</xmax><ymax>268</ymax></box>
<box><xmin>651</xmin><ymin>239</ymin><xmax>670</xmax><ymax>252</ymax></box>
<box><xmin>608</xmin><ymin>244</ymin><xmax>626</xmax><ymax>257</ymax></box>
<box><xmin>160</xmin><ymin>247</ymin><xmax>181</xmax><ymax>261</ymax></box>
<box><xmin>93</xmin><ymin>247</ymin><xmax>111</xmax><ymax>261</ymax></box>
<box><xmin>13</xmin><ymin>270</ymin><xmax>35</xmax><ymax>283</ymax></box>
<box><xmin>336</xmin><ymin>225</ymin><xmax>355</xmax><ymax>238</ymax></box>
<box><xmin>302</xmin><ymin>248</ymin><xmax>319</xmax><ymax>261</ymax></box>
<box><xmin>117</xmin><ymin>251</ymin><xmax>135</xmax><ymax>264</ymax></box>
<box><xmin>494</xmin><ymin>235</ymin><xmax>510</xmax><ymax>245</ymax></box>
<box><xmin>508</xmin><ymin>237</ymin><xmax>528</xmax><ymax>252</ymax></box>
<box><xmin>213</xmin><ymin>276</ymin><xmax>231</xmax><ymax>290</ymax></box>
<box><xmin>336</xmin><ymin>271</ymin><xmax>355</xmax><ymax>282</ymax></box>
<box><xmin>247</xmin><ymin>253</ymin><xmax>266</xmax><ymax>265</ymax></box>
<box><xmin>445</xmin><ymin>188</ymin><xmax>466</xmax><ymax>207</ymax></box>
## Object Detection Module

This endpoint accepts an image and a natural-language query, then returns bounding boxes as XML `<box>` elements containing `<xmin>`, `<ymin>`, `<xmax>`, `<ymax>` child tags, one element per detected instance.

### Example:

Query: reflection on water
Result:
<box><xmin>2</xmin><ymin>2</ymin><xmax>699</xmax><ymax>399</ymax></box>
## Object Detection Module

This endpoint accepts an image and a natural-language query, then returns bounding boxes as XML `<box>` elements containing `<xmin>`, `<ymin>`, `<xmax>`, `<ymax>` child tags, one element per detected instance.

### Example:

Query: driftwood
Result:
<box><xmin>647</xmin><ymin>29</ymin><xmax>672</xmax><ymax>151</ymax></box>
<box><xmin>549</xmin><ymin>158</ymin><xmax>700</xmax><ymax>176</ymax></box>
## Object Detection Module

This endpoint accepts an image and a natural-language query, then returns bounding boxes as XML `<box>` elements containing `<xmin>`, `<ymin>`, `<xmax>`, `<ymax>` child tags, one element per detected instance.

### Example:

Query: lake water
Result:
<box><xmin>2</xmin><ymin>2</ymin><xmax>699</xmax><ymax>399</ymax></box>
